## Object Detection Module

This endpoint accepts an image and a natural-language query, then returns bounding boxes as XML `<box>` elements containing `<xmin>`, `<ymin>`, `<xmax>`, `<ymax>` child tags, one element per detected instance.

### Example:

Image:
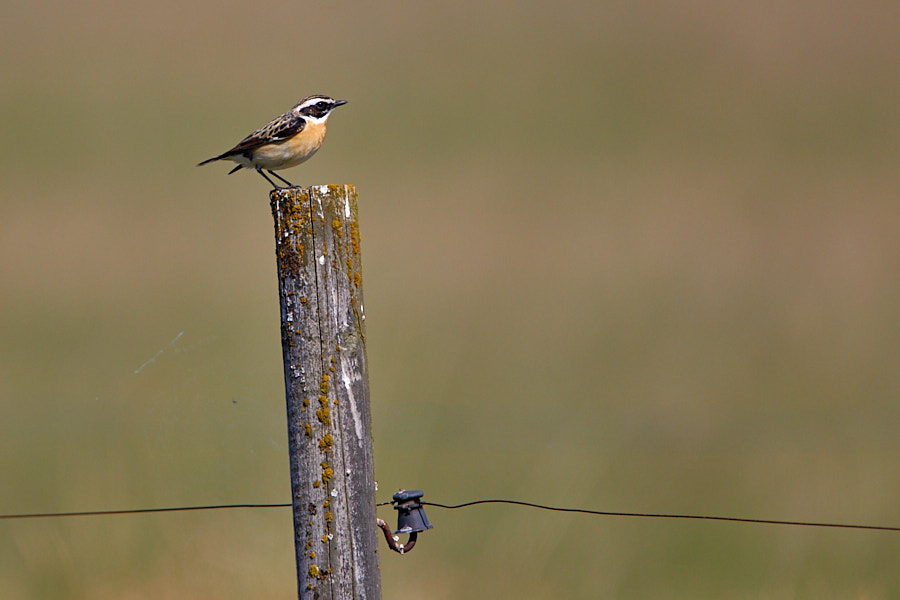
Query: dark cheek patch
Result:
<box><xmin>300</xmin><ymin>105</ymin><xmax>330</xmax><ymax>120</ymax></box>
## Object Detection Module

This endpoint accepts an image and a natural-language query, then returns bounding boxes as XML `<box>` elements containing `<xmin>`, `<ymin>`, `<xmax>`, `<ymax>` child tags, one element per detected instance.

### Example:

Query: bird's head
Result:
<box><xmin>294</xmin><ymin>95</ymin><xmax>348</xmax><ymax>123</ymax></box>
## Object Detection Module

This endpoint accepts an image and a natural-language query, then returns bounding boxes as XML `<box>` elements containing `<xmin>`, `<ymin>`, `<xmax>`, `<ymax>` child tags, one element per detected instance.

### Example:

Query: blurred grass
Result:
<box><xmin>1</xmin><ymin>0</ymin><xmax>899</xmax><ymax>598</ymax></box>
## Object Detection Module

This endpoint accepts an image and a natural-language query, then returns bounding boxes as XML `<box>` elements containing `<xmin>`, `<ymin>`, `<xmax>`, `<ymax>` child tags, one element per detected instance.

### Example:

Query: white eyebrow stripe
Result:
<box><xmin>297</xmin><ymin>97</ymin><xmax>329</xmax><ymax>110</ymax></box>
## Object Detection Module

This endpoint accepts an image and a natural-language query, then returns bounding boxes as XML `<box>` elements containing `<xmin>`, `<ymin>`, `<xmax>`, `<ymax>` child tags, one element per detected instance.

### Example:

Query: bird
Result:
<box><xmin>197</xmin><ymin>95</ymin><xmax>348</xmax><ymax>189</ymax></box>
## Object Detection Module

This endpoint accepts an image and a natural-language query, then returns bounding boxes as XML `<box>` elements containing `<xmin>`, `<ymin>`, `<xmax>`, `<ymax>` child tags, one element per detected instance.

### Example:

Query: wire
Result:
<box><xmin>0</xmin><ymin>503</ymin><xmax>290</xmax><ymax>520</ymax></box>
<box><xmin>2</xmin><ymin>499</ymin><xmax>898</xmax><ymax>533</ymax></box>
<box><xmin>423</xmin><ymin>499</ymin><xmax>900</xmax><ymax>532</ymax></box>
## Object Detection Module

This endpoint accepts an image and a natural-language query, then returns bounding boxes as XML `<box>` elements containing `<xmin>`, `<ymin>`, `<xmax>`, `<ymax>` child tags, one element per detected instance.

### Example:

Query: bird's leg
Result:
<box><xmin>256</xmin><ymin>168</ymin><xmax>282</xmax><ymax>189</ymax></box>
<box><xmin>268</xmin><ymin>170</ymin><xmax>295</xmax><ymax>187</ymax></box>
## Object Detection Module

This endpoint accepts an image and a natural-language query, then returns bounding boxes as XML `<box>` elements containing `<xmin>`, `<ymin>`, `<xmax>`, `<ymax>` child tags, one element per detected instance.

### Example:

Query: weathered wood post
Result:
<box><xmin>270</xmin><ymin>185</ymin><xmax>380</xmax><ymax>600</ymax></box>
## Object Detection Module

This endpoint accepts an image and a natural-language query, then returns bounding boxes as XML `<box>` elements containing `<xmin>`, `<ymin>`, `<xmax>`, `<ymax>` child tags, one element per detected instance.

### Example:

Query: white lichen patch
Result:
<box><xmin>341</xmin><ymin>360</ymin><xmax>366</xmax><ymax>441</ymax></box>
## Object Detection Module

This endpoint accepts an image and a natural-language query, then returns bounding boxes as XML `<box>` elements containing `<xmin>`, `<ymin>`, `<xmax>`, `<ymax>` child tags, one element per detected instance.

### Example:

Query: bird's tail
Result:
<box><xmin>197</xmin><ymin>153</ymin><xmax>243</xmax><ymax>174</ymax></box>
<box><xmin>197</xmin><ymin>150</ymin><xmax>239</xmax><ymax>167</ymax></box>
<box><xmin>197</xmin><ymin>155</ymin><xmax>222</xmax><ymax>167</ymax></box>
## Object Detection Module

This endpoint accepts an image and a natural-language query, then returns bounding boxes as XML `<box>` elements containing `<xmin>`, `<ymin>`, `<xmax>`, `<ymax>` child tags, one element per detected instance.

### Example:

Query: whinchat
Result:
<box><xmin>197</xmin><ymin>95</ymin><xmax>347</xmax><ymax>189</ymax></box>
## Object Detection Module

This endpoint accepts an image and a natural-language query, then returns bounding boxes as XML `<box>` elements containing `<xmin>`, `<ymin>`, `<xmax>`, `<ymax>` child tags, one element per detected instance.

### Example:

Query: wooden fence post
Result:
<box><xmin>270</xmin><ymin>185</ymin><xmax>381</xmax><ymax>600</ymax></box>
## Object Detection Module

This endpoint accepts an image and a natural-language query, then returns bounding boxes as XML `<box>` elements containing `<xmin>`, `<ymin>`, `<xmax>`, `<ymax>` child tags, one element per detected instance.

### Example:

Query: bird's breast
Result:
<box><xmin>252</xmin><ymin>121</ymin><xmax>328</xmax><ymax>170</ymax></box>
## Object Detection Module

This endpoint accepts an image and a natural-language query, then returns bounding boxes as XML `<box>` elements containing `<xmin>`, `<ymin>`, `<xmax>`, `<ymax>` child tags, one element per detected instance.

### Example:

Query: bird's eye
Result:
<box><xmin>317</xmin><ymin>102</ymin><xmax>327</xmax><ymax>108</ymax></box>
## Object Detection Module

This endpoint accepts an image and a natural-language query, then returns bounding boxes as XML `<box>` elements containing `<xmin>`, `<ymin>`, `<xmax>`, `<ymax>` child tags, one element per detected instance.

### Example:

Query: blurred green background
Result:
<box><xmin>1</xmin><ymin>0</ymin><xmax>898</xmax><ymax>598</ymax></box>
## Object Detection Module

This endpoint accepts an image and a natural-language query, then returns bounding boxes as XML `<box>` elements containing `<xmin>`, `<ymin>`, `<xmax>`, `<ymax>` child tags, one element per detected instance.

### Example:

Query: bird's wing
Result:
<box><xmin>219</xmin><ymin>112</ymin><xmax>307</xmax><ymax>158</ymax></box>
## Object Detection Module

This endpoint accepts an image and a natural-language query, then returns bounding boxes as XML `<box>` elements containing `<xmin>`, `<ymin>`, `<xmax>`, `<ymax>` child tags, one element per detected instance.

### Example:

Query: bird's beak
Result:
<box><xmin>334</xmin><ymin>100</ymin><xmax>348</xmax><ymax>107</ymax></box>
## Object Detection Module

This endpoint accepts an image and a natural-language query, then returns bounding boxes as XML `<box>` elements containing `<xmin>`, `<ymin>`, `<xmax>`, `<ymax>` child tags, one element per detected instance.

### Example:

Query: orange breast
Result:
<box><xmin>252</xmin><ymin>121</ymin><xmax>328</xmax><ymax>170</ymax></box>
